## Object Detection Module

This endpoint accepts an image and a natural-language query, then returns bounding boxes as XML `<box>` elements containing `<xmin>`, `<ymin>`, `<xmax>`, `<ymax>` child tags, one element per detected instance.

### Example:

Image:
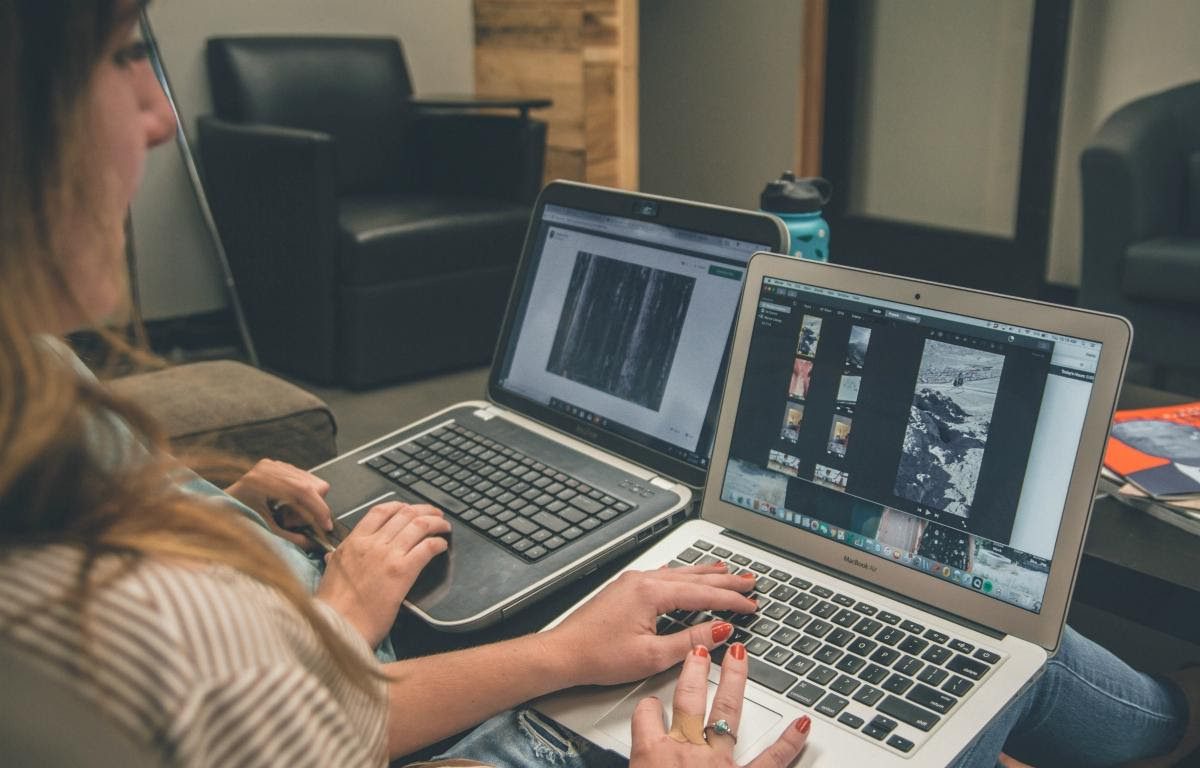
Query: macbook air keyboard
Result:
<box><xmin>658</xmin><ymin>540</ymin><xmax>1005</xmax><ymax>756</ymax></box>
<box><xmin>364</xmin><ymin>423</ymin><xmax>638</xmax><ymax>561</ymax></box>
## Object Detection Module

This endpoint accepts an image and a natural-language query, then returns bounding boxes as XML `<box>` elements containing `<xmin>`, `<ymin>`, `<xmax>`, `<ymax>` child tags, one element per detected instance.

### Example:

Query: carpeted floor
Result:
<box><xmin>302</xmin><ymin>366</ymin><xmax>491</xmax><ymax>453</ymax></box>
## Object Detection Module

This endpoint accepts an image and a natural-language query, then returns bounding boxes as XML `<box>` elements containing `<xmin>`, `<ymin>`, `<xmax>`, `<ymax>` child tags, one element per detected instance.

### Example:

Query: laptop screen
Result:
<box><xmin>719</xmin><ymin>276</ymin><xmax>1103</xmax><ymax>614</ymax></box>
<box><xmin>494</xmin><ymin>203</ymin><xmax>772</xmax><ymax>472</ymax></box>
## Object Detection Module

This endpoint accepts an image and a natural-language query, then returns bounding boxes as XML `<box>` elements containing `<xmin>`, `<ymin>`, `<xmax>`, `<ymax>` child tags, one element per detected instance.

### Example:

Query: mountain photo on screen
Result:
<box><xmin>893</xmin><ymin>339</ymin><xmax>1004</xmax><ymax>517</ymax></box>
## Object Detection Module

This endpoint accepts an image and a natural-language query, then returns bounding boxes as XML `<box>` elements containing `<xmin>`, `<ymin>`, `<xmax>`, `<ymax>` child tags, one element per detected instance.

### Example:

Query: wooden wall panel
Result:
<box><xmin>475</xmin><ymin>0</ymin><xmax>637</xmax><ymax>188</ymax></box>
<box><xmin>584</xmin><ymin>60</ymin><xmax>617</xmax><ymax>185</ymax></box>
<box><xmin>475</xmin><ymin>46</ymin><xmax>585</xmax><ymax>148</ymax></box>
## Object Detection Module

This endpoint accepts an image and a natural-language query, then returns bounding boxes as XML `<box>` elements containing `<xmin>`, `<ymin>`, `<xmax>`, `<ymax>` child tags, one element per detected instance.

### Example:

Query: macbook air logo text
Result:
<box><xmin>844</xmin><ymin>555</ymin><xmax>877</xmax><ymax>573</ymax></box>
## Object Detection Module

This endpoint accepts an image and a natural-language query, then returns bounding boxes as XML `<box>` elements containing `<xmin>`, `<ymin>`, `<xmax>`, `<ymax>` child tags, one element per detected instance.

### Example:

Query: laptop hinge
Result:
<box><xmin>721</xmin><ymin>529</ymin><xmax>1007</xmax><ymax>641</ymax></box>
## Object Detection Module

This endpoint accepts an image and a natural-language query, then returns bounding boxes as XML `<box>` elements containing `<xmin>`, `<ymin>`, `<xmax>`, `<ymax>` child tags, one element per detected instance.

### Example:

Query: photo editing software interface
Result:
<box><xmin>720</xmin><ymin>277</ymin><xmax>1103</xmax><ymax>613</ymax></box>
<box><xmin>496</xmin><ymin>204</ymin><xmax>771</xmax><ymax>469</ymax></box>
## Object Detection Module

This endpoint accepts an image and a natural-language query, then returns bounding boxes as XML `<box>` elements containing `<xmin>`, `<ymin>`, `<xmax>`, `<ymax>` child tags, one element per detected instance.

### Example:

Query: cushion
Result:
<box><xmin>108</xmin><ymin>361</ymin><xmax>337</xmax><ymax>470</ymax></box>
<box><xmin>338</xmin><ymin>194</ymin><xmax>529</xmax><ymax>285</ymax></box>
<box><xmin>1121</xmin><ymin>236</ymin><xmax>1200</xmax><ymax>303</ymax></box>
<box><xmin>1</xmin><ymin>643</ymin><xmax>157</xmax><ymax>768</ymax></box>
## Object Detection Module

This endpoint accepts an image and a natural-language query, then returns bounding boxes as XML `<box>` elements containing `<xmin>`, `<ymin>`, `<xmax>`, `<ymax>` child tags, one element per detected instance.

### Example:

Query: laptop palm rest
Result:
<box><xmin>593</xmin><ymin>667</ymin><xmax>782</xmax><ymax>761</ymax></box>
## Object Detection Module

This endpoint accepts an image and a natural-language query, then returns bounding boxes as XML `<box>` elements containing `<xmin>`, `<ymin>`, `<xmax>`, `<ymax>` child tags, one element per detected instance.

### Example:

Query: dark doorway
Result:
<box><xmin>821</xmin><ymin>0</ymin><xmax>1071</xmax><ymax>298</ymax></box>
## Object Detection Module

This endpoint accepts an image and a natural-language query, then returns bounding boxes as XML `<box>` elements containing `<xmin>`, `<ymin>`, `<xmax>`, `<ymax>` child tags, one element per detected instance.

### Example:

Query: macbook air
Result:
<box><xmin>537</xmin><ymin>253</ymin><xmax>1130</xmax><ymax>765</ymax></box>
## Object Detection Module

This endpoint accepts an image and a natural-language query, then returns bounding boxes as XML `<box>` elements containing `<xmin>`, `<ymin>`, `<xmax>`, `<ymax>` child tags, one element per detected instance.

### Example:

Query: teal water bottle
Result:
<box><xmin>760</xmin><ymin>172</ymin><xmax>832</xmax><ymax>262</ymax></box>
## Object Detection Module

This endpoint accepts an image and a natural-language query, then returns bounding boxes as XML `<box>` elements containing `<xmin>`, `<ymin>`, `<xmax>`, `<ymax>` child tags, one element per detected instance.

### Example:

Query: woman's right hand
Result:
<box><xmin>629</xmin><ymin>643</ymin><xmax>811</xmax><ymax>767</ymax></box>
<box><xmin>544</xmin><ymin>563</ymin><xmax>758</xmax><ymax>687</ymax></box>
<box><xmin>315</xmin><ymin>502</ymin><xmax>450</xmax><ymax>647</ymax></box>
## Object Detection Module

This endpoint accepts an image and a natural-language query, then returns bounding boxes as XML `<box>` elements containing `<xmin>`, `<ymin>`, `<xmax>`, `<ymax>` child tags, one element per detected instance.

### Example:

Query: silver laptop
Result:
<box><xmin>313</xmin><ymin>182</ymin><xmax>786</xmax><ymax>631</ymax></box>
<box><xmin>536</xmin><ymin>253</ymin><xmax>1130</xmax><ymax>765</ymax></box>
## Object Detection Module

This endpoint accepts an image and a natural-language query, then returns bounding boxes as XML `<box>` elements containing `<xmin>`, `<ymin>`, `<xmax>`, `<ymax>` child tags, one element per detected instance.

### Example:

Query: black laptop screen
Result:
<box><xmin>720</xmin><ymin>277</ymin><xmax>1102</xmax><ymax>614</ymax></box>
<box><xmin>494</xmin><ymin>204</ymin><xmax>771</xmax><ymax>472</ymax></box>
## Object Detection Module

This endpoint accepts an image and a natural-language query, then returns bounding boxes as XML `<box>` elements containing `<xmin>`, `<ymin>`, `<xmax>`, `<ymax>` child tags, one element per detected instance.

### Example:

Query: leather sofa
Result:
<box><xmin>1080</xmin><ymin>80</ymin><xmax>1200</xmax><ymax>378</ymax></box>
<box><xmin>198</xmin><ymin>36</ymin><xmax>546</xmax><ymax>388</ymax></box>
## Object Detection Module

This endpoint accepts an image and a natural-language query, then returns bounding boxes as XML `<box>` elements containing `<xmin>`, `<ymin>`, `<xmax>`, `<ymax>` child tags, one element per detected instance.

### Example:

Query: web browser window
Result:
<box><xmin>496</xmin><ymin>204</ymin><xmax>771</xmax><ymax>470</ymax></box>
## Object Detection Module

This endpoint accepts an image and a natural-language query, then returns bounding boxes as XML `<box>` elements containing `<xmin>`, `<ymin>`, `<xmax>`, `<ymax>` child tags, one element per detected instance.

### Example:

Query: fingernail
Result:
<box><xmin>795</xmin><ymin>715</ymin><xmax>811</xmax><ymax>734</ymax></box>
<box><xmin>693</xmin><ymin>645</ymin><xmax>709</xmax><ymax>658</ymax></box>
<box><xmin>711</xmin><ymin>621</ymin><xmax>733</xmax><ymax>644</ymax></box>
<box><xmin>740</xmin><ymin>572</ymin><xmax>756</xmax><ymax>580</ymax></box>
<box><xmin>729</xmin><ymin>642</ymin><xmax>746</xmax><ymax>660</ymax></box>
<box><xmin>715</xmin><ymin>561</ymin><xmax>728</xmax><ymax>570</ymax></box>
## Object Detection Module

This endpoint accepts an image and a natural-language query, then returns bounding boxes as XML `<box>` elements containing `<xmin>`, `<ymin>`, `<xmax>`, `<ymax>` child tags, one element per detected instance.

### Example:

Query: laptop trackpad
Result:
<box><xmin>594</xmin><ymin>668</ymin><xmax>782</xmax><ymax>762</ymax></box>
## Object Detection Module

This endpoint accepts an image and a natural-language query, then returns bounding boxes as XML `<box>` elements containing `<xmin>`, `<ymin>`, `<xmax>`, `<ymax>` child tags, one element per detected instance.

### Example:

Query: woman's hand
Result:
<box><xmin>630</xmin><ymin>643</ymin><xmax>811</xmax><ymax>767</ymax></box>
<box><xmin>544</xmin><ymin>563</ymin><xmax>758</xmax><ymax>687</ymax></box>
<box><xmin>315</xmin><ymin>502</ymin><xmax>450</xmax><ymax>647</ymax></box>
<box><xmin>224</xmin><ymin>459</ymin><xmax>333</xmax><ymax>550</ymax></box>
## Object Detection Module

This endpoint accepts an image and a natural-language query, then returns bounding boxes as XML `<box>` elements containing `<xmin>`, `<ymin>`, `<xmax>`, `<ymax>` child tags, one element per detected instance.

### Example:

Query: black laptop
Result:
<box><xmin>313</xmin><ymin>181</ymin><xmax>787</xmax><ymax>630</ymax></box>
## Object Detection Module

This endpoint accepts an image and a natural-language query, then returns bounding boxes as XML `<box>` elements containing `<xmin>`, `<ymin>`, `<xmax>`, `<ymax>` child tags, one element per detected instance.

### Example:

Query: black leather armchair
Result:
<box><xmin>198</xmin><ymin>36</ymin><xmax>546</xmax><ymax>387</ymax></box>
<box><xmin>1080</xmin><ymin>80</ymin><xmax>1200</xmax><ymax>376</ymax></box>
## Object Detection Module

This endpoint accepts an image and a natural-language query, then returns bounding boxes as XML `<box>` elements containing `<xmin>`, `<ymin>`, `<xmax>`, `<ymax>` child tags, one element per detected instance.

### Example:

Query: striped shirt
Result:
<box><xmin>0</xmin><ymin>544</ymin><xmax>388</xmax><ymax>766</ymax></box>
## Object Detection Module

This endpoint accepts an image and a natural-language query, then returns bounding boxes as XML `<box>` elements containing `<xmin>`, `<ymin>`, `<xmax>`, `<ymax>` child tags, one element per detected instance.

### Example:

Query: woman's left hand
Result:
<box><xmin>630</xmin><ymin>643</ymin><xmax>811</xmax><ymax>767</ymax></box>
<box><xmin>224</xmin><ymin>459</ymin><xmax>333</xmax><ymax>550</ymax></box>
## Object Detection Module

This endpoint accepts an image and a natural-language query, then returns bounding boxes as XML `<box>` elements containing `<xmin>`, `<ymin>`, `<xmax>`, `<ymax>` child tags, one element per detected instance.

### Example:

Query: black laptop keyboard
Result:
<box><xmin>364</xmin><ymin>423</ymin><xmax>639</xmax><ymax>561</ymax></box>
<box><xmin>658</xmin><ymin>540</ymin><xmax>1004</xmax><ymax>755</ymax></box>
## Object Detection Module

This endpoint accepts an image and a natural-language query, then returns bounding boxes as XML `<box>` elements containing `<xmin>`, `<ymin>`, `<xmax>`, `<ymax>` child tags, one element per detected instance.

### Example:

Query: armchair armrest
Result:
<box><xmin>410</xmin><ymin>93</ymin><xmax>552</xmax><ymax>120</ymax></box>
<box><xmin>197</xmin><ymin>116</ymin><xmax>342</xmax><ymax>383</ymax></box>
<box><xmin>407</xmin><ymin>112</ymin><xmax>547</xmax><ymax>204</ymax></box>
<box><xmin>1079</xmin><ymin>93</ymin><xmax>1182</xmax><ymax>310</ymax></box>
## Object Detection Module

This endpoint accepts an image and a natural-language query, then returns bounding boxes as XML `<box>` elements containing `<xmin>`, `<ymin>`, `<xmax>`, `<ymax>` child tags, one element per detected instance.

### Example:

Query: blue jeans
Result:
<box><xmin>436</xmin><ymin>626</ymin><xmax>1188</xmax><ymax>767</ymax></box>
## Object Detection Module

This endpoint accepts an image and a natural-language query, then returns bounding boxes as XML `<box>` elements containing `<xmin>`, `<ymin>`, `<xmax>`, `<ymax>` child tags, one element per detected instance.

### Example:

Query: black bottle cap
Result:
<box><xmin>760</xmin><ymin>172</ymin><xmax>832</xmax><ymax>213</ymax></box>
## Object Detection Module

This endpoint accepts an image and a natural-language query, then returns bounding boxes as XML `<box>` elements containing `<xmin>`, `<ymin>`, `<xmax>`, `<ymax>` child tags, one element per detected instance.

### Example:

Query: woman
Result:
<box><xmin>0</xmin><ymin>3</ymin><xmax>1194</xmax><ymax>766</ymax></box>
<box><xmin>0</xmin><ymin>5</ymin><xmax>801</xmax><ymax>766</ymax></box>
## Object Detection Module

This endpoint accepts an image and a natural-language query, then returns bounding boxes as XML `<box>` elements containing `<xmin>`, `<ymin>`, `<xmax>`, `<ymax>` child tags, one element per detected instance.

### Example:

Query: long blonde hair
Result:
<box><xmin>0</xmin><ymin>1</ymin><xmax>379</xmax><ymax>693</ymax></box>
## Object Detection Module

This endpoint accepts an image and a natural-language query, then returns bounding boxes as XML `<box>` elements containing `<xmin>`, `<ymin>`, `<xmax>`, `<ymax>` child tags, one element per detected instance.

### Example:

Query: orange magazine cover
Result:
<box><xmin>1105</xmin><ymin>401</ymin><xmax>1200</xmax><ymax>499</ymax></box>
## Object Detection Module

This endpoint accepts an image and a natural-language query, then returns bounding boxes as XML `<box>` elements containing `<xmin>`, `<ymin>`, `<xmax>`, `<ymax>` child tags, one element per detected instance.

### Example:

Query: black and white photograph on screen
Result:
<box><xmin>813</xmin><ymin>463</ymin><xmax>848</xmax><ymax>491</ymax></box>
<box><xmin>875</xmin><ymin>507</ymin><xmax>924</xmax><ymax>553</ymax></box>
<box><xmin>546</xmin><ymin>251</ymin><xmax>694</xmax><ymax>411</ymax></box>
<box><xmin>916</xmin><ymin>520</ymin><xmax>974</xmax><ymax>571</ymax></box>
<box><xmin>846</xmin><ymin>325</ymin><xmax>872</xmax><ymax>369</ymax></box>
<box><xmin>969</xmin><ymin>540</ymin><xmax>1050</xmax><ymax>613</ymax></box>
<box><xmin>780</xmin><ymin>404</ymin><xmax>805</xmax><ymax>443</ymax></box>
<box><xmin>797</xmin><ymin>315</ymin><xmax>823</xmax><ymax>358</ymax></box>
<box><xmin>827</xmin><ymin>414</ymin><xmax>852</xmax><ymax>457</ymax></box>
<box><xmin>836</xmin><ymin>374</ymin><xmax>861</xmax><ymax>403</ymax></box>
<box><xmin>789</xmin><ymin>358</ymin><xmax>814</xmax><ymax>400</ymax></box>
<box><xmin>767</xmin><ymin>449</ymin><xmax>802</xmax><ymax>478</ymax></box>
<box><xmin>893</xmin><ymin>339</ymin><xmax>1004</xmax><ymax>518</ymax></box>
<box><xmin>722</xmin><ymin>458</ymin><xmax>789</xmax><ymax>512</ymax></box>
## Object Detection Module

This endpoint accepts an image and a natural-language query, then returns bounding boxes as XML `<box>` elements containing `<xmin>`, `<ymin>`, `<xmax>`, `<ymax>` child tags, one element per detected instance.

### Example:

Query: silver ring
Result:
<box><xmin>703</xmin><ymin>719</ymin><xmax>737</xmax><ymax>745</ymax></box>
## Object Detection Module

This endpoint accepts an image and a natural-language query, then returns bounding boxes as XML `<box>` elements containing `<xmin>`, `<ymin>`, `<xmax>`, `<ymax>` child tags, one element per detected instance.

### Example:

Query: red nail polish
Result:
<box><xmin>740</xmin><ymin>572</ymin><xmax>756</xmax><ymax>579</ymax></box>
<box><xmin>712</xmin><ymin>622</ymin><xmax>733</xmax><ymax>644</ymax></box>
<box><xmin>729</xmin><ymin>642</ymin><xmax>746</xmax><ymax>661</ymax></box>
<box><xmin>694</xmin><ymin>645</ymin><xmax>709</xmax><ymax>658</ymax></box>
<box><xmin>796</xmin><ymin>715</ymin><xmax>811</xmax><ymax>734</ymax></box>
